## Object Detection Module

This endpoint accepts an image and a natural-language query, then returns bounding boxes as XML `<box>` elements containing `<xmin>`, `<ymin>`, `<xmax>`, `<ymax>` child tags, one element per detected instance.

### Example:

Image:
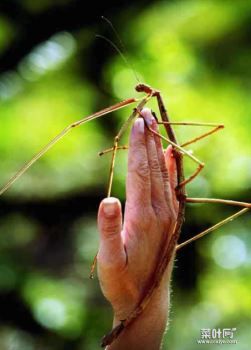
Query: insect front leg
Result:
<box><xmin>0</xmin><ymin>97</ymin><xmax>139</xmax><ymax>197</ymax></box>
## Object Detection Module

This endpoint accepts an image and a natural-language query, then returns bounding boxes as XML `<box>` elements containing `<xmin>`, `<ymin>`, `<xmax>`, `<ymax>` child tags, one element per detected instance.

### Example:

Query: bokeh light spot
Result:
<box><xmin>34</xmin><ymin>298</ymin><xmax>66</xmax><ymax>330</ymax></box>
<box><xmin>3</xmin><ymin>329</ymin><xmax>34</xmax><ymax>350</ymax></box>
<box><xmin>18</xmin><ymin>32</ymin><xmax>76</xmax><ymax>81</ymax></box>
<box><xmin>189</xmin><ymin>302</ymin><xmax>221</xmax><ymax>328</ymax></box>
<box><xmin>212</xmin><ymin>235</ymin><xmax>247</xmax><ymax>269</ymax></box>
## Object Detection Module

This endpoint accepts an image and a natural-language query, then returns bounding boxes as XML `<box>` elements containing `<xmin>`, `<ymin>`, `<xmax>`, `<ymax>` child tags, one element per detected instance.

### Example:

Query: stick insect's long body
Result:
<box><xmin>101</xmin><ymin>83</ymin><xmax>250</xmax><ymax>347</ymax></box>
<box><xmin>0</xmin><ymin>83</ymin><xmax>250</xmax><ymax>348</ymax></box>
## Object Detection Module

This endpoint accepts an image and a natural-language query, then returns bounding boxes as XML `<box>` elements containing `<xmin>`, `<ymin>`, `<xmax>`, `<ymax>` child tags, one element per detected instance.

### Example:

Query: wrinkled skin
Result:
<box><xmin>97</xmin><ymin>108</ymin><xmax>179</xmax><ymax>349</ymax></box>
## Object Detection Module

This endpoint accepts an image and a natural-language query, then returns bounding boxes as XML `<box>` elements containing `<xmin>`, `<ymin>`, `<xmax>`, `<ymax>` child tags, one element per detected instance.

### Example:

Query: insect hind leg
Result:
<box><xmin>176</xmin><ymin>207</ymin><xmax>249</xmax><ymax>251</ymax></box>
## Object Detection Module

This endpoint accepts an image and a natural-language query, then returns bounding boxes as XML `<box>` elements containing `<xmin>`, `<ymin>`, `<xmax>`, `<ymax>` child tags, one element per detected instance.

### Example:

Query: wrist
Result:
<box><xmin>109</xmin><ymin>285</ymin><xmax>169</xmax><ymax>350</ymax></box>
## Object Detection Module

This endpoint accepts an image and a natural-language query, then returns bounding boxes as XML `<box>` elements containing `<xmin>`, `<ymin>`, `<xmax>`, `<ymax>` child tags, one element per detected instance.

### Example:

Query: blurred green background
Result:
<box><xmin>0</xmin><ymin>0</ymin><xmax>251</xmax><ymax>349</ymax></box>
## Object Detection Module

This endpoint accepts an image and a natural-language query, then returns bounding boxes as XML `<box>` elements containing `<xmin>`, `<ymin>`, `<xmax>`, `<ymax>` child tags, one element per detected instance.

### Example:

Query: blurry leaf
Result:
<box><xmin>22</xmin><ymin>274</ymin><xmax>87</xmax><ymax>338</ymax></box>
<box><xmin>0</xmin><ymin>214</ymin><xmax>36</xmax><ymax>249</ymax></box>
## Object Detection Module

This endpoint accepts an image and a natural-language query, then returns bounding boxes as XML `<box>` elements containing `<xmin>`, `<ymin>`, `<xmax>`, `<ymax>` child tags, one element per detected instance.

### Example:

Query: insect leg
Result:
<box><xmin>186</xmin><ymin>197</ymin><xmax>251</xmax><ymax>208</ymax></box>
<box><xmin>177</xmin><ymin>164</ymin><xmax>204</xmax><ymax>189</ymax></box>
<box><xmin>176</xmin><ymin>197</ymin><xmax>251</xmax><ymax>249</ymax></box>
<box><xmin>147</xmin><ymin>126</ymin><xmax>204</xmax><ymax>167</ymax></box>
<box><xmin>157</xmin><ymin>121</ymin><xmax>224</xmax><ymax>147</ymax></box>
<box><xmin>172</xmin><ymin>123</ymin><xmax>222</xmax><ymax>193</ymax></box>
<box><xmin>176</xmin><ymin>207</ymin><xmax>249</xmax><ymax>251</ymax></box>
<box><xmin>98</xmin><ymin>145</ymin><xmax>128</xmax><ymax>156</ymax></box>
<box><xmin>181</xmin><ymin>124</ymin><xmax>224</xmax><ymax>147</ymax></box>
<box><xmin>107</xmin><ymin>135</ymin><xmax>119</xmax><ymax>198</ymax></box>
<box><xmin>106</xmin><ymin>93</ymin><xmax>153</xmax><ymax>198</ymax></box>
<box><xmin>146</xmin><ymin>125</ymin><xmax>205</xmax><ymax>190</ymax></box>
<box><xmin>90</xmin><ymin>93</ymin><xmax>153</xmax><ymax>279</ymax></box>
<box><xmin>0</xmin><ymin>98</ymin><xmax>139</xmax><ymax>197</ymax></box>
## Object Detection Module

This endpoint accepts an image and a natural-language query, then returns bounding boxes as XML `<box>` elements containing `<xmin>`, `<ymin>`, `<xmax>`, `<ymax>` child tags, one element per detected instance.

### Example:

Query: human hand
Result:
<box><xmin>97</xmin><ymin>108</ymin><xmax>179</xmax><ymax>349</ymax></box>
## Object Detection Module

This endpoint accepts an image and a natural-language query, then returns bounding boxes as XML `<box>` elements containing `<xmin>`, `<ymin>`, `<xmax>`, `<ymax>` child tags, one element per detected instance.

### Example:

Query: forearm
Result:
<box><xmin>107</xmin><ymin>286</ymin><xmax>169</xmax><ymax>350</ymax></box>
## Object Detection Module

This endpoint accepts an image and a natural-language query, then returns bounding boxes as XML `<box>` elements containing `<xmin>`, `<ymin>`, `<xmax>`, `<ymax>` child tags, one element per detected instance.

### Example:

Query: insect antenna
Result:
<box><xmin>97</xmin><ymin>16</ymin><xmax>140</xmax><ymax>84</ymax></box>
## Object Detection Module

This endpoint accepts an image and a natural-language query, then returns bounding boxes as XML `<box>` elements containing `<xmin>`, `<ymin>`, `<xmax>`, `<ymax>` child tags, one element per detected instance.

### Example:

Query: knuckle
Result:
<box><xmin>149</xmin><ymin>158</ymin><xmax>161</xmax><ymax>174</ymax></box>
<box><xmin>103</xmin><ymin>222</ymin><xmax>120</xmax><ymax>237</ymax></box>
<box><xmin>163</xmin><ymin>210</ymin><xmax>177</xmax><ymax>228</ymax></box>
<box><xmin>132</xmin><ymin>140</ymin><xmax>145</xmax><ymax>152</ymax></box>
<box><xmin>98</xmin><ymin>254</ymin><xmax>125</xmax><ymax>273</ymax></box>
<box><xmin>152</xmin><ymin>201</ymin><xmax>164</xmax><ymax>213</ymax></box>
<box><xmin>161</xmin><ymin>169</ymin><xmax>169</xmax><ymax>182</ymax></box>
<box><xmin>163</xmin><ymin>186</ymin><xmax>171</xmax><ymax>202</ymax></box>
<box><xmin>147</xmin><ymin>130</ymin><xmax>154</xmax><ymax>140</ymax></box>
<box><xmin>152</xmin><ymin>203</ymin><xmax>176</xmax><ymax>227</ymax></box>
<box><xmin>136</xmin><ymin>159</ymin><xmax>150</xmax><ymax>178</ymax></box>
<box><xmin>152</xmin><ymin>203</ymin><xmax>168</xmax><ymax>221</ymax></box>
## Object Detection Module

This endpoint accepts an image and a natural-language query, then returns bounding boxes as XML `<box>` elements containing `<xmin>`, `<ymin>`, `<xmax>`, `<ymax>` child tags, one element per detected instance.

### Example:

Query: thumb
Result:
<box><xmin>97</xmin><ymin>197</ymin><xmax>126</xmax><ymax>268</ymax></box>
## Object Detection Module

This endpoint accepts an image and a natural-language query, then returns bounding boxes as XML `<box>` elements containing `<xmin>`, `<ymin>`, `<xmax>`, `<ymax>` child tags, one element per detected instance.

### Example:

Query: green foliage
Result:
<box><xmin>0</xmin><ymin>0</ymin><xmax>251</xmax><ymax>349</ymax></box>
<box><xmin>22</xmin><ymin>274</ymin><xmax>87</xmax><ymax>337</ymax></box>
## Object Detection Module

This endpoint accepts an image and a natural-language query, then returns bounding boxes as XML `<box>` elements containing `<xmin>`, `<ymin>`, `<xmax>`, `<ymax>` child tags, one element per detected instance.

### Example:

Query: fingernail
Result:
<box><xmin>134</xmin><ymin>118</ymin><xmax>144</xmax><ymax>134</ymax></box>
<box><xmin>103</xmin><ymin>197</ymin><xmax>118</xmax><ymax>216</ymax></box>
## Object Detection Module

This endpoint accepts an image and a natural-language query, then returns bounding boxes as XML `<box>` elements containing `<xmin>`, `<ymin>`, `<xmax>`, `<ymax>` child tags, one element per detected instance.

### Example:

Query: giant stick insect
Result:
<box><xmin>0</xmin><ymin>82</ymin><xmax>251</xmax><ymax>347</ymax></box>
